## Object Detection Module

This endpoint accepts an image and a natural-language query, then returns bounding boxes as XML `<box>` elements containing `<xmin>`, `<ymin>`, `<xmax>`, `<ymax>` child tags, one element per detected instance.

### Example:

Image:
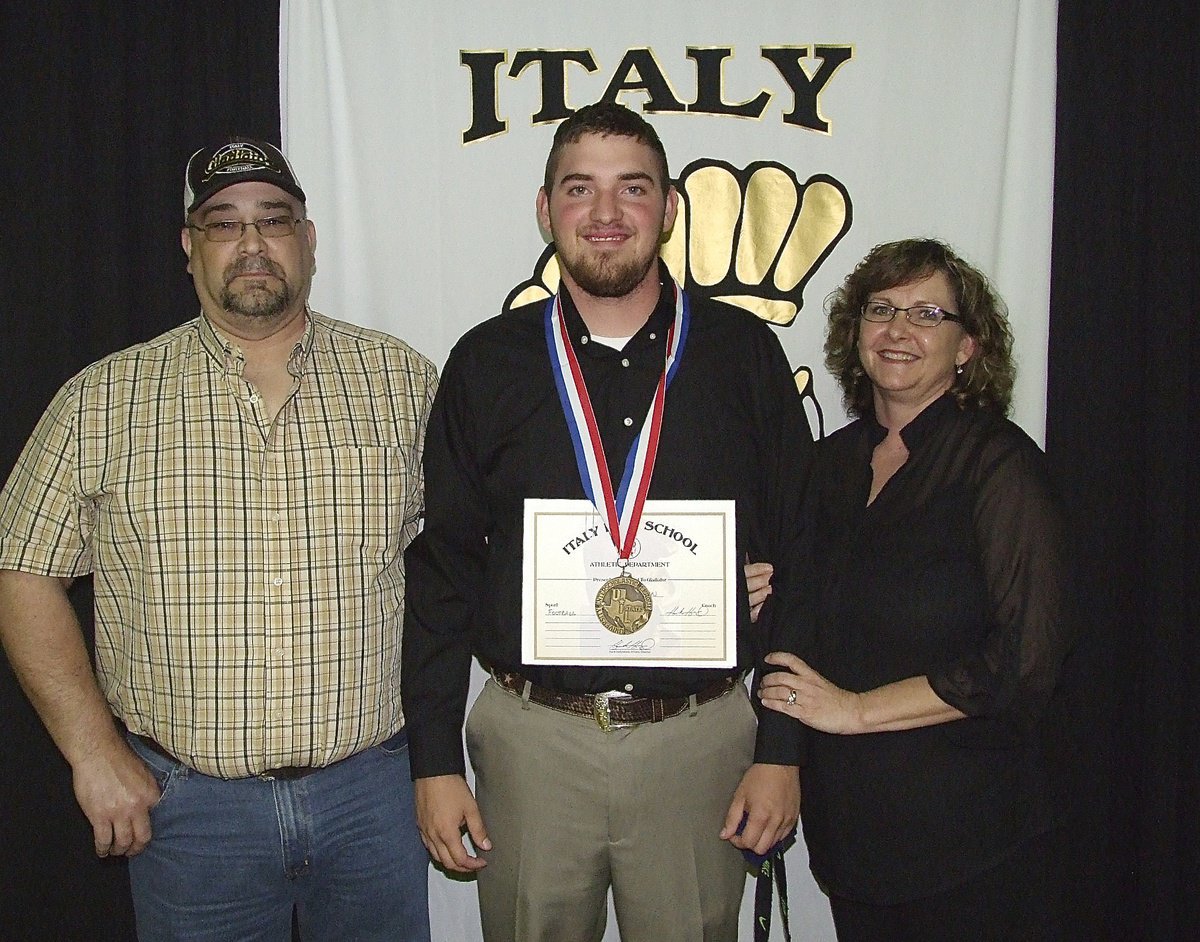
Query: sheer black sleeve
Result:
<box><xmin>927</xmin><ymin>425</ymin><xmax>1075</xmax><ymax>727</ymax></box>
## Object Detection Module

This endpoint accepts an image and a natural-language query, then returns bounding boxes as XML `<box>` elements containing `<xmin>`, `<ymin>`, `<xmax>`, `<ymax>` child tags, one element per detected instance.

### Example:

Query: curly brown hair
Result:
<box><xmin>825</xmin><ymin>239</ymin><xmax>1016</xmax><ymax>417</ymax></box>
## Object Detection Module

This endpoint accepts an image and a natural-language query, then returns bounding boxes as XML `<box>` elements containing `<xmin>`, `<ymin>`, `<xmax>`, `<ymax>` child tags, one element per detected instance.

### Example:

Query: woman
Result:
<box><xmin>760</xmin><ymin>239</ymin><xmax>1072</xmax><ymax>940</ymax></box>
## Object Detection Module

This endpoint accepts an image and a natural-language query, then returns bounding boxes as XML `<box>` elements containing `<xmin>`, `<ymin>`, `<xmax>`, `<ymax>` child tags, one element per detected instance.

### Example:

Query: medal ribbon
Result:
<box><xmin>545</xmin><ymin>279</ymin><xmax>690</xmax><ymax>561</ymax></box>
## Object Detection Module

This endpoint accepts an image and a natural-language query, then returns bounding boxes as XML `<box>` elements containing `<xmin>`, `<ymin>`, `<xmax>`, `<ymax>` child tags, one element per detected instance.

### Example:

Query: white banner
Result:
<box><xmin>281</xmin><ymin>3</ymin><xmax>1056</xmax><ymax>938</ymax></box>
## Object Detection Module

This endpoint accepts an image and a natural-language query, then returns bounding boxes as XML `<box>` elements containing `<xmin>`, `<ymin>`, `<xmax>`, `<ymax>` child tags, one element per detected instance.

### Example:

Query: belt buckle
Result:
<box><xmin>592</xmin><ymin>692</ymin><xmax>633</xmax><ymax>732</ymax></box>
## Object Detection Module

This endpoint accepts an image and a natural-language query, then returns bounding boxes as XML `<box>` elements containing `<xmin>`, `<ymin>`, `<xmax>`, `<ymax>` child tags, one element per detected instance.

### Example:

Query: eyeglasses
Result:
<box><xmin>861</xmin><ymin>301</ymin><xmax>962</xmax><ymax>327</ymax></box>
<box><xmin>187</xmin><ymin>215</ymin><xmax>303</xmax><ymax>243</ymax></box>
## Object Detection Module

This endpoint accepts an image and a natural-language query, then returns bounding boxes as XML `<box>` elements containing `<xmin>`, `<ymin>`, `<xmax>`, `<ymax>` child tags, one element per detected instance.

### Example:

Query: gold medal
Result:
<box><xmin>595</xmin><ymin>573</ymin><xmax>653</xmax><ymax>635</ymax></box>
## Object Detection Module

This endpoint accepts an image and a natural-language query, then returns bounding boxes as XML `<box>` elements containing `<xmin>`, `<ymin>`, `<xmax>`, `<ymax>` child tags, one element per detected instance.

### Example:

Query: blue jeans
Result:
<box><xmin>126</xmin><ymin>730</ymin><xmax>430</xmax><ymax>942</ymax></box>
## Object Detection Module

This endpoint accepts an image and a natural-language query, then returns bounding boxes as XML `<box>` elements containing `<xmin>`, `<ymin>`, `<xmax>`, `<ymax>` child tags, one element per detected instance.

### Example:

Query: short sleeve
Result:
<box><xmin>0</xmin><ymin>378</ymin><xmax>92</xmax><ymax>577</ymax></box>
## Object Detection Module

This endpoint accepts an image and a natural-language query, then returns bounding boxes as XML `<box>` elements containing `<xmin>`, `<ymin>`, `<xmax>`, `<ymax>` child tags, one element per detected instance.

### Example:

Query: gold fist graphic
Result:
<box><xmin>665</xmin><ymin>160</ymin><xmax>850</xmax><ymax>326</ymax></box>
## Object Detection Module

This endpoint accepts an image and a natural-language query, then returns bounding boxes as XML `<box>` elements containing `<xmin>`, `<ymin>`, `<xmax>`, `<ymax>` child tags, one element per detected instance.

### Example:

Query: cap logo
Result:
<box><xmin>203</xmin><ymin>143</ymin><xmax>280</xmax><ymax>182</ymax></box>
<box><xmin>185</xmin><ymin>139</ymin><xmax>303</xmax><ymax>217</ymax></box>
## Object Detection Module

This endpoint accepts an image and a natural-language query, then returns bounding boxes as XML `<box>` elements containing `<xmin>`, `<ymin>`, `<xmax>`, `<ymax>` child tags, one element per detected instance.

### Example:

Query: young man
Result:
<box><xmin>403</xmin><ymin>103</ymin><xmax>811</xmax><ymax>941</ymax></box>
<box><xmin>0</xmin><ymin>139</ymin><xmax>436</xmax><ymax>941</ymax></box>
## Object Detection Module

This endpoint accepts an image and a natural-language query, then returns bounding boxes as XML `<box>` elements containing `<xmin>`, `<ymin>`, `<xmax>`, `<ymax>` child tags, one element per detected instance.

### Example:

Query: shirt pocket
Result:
<box><xmin>318</xmin><ymin>445</ymin><xmax>412</xmax><ymax>562</ymax></box>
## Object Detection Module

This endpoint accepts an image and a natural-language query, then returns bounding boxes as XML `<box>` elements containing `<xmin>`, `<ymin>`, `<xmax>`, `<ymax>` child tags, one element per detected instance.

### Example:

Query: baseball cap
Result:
<box><xmin>183</xmin><ymin>138</ymin><xmax>306</xmax><ymax>217</ymax></box>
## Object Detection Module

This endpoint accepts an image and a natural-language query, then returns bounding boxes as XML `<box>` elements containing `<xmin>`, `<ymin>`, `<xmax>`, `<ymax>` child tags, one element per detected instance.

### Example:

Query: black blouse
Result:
<box><xmin>793</xmin><ymin>393</ymin><xmax>1074</xmax><ymax>904</ymax></box>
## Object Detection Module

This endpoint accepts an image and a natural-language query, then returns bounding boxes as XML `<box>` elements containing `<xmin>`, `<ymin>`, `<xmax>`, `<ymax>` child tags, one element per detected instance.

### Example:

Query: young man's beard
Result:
<box><xmin>569</xmin><ymin>255</ymin><xmax>652</xmax><ymax>298</ymax></box>
<box><xmin>559</xmin><ymin>238</ymin><xmax>661</xmax><ymax>299</ymax></box>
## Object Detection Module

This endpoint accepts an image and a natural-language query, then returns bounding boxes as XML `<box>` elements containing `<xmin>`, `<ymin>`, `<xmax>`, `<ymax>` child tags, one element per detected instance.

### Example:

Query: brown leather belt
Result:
<box><xmin>130</xmin><ymin>734</ymin><xmax>318</xmax><ymax>781</ymax></box>
<box><xmin>490</xmin><ymin>670</ymin><xmax>741</xmax><ymax>731</ymax></box>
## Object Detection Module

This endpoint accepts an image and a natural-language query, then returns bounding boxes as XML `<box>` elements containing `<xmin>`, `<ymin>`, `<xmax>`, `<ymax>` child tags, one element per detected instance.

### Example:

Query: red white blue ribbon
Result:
<box><xmin>544</xmin><ymin>280</ymin><xmax>690</xmax><ymax>561</ymax></box>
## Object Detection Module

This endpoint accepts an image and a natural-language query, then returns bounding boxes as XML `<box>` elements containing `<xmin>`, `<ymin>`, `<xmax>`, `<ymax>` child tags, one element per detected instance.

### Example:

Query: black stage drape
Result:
<box><xmin>1047</xmin><ymin>2</ymin><xmax>1198</xmax><ymax>939</ymax></box>
<box><xmin>0</xmin><ymin>1</ymin><xmax>1194</xmax><ymax>939</ymax></box>
<box><xmin>0</xmin><ymin>3</ymin><xmax>280</xmax><ymax>939</ymax></box>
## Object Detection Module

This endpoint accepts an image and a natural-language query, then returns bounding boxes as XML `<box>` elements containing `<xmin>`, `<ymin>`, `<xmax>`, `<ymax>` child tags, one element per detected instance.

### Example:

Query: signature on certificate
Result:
<box><xmin>663</xmin><ymin>603</ymin><xmax>717</xmax><ymax>617</ymax></box>
<box><xmin>609</xmin><ymin>637</ymin><xmax>656</xmax><ymax>654</ymax></box>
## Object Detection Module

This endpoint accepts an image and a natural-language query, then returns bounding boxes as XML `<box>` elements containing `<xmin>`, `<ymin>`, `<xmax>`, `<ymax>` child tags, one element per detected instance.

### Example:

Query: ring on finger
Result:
<box><xmin>786</xmin><ymin>689</ymin><xmax>797</xmax><ymax>706</ymax></box>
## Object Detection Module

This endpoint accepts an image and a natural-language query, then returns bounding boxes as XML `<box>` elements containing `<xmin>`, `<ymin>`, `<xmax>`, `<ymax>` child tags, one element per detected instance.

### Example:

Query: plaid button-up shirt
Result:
<box><xmin>0</xmin><ymin>311</ymin><xmax>437</xmax><ymax>778</ymax></box>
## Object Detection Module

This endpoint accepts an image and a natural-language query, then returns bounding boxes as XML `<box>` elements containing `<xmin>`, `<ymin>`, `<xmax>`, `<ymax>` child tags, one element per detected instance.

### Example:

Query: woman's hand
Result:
<box><xmin>744</xmin><ymin>561</ymin><xmax>774</xmax><ymax>623</ymax></box>
<box><xmin>759</xmin><ymin>651</ymin><xmax>865</xmax><ymax>734</ymax></box>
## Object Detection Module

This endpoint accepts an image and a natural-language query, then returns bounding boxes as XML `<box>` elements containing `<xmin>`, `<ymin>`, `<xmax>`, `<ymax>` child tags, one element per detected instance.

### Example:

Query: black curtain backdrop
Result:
<box><xmin>0</xmin><ymin>3</ymin><xmax>280</xmax><ymax>939</ymax></box>
<box><xmin>1047</xmin><ymin>3</ymin><xmax>1198</xmax><ymax>939</ymax></box>
<box><xmin>0</xmin><ymin>2</ymin><xmax>1194</xmax><ymax>940</ymax></box>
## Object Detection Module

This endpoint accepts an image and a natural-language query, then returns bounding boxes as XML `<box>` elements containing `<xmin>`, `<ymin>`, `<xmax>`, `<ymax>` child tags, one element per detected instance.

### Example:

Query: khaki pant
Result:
<box><xmin>466</xmin><ymin>678</ymin><xmax>756</xmax><ymax>942</ymax></box>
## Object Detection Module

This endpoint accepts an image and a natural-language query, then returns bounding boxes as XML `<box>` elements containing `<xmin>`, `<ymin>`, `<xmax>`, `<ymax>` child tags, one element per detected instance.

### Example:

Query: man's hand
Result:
<box><xmin>0</xmin><ymin>570</ymin><xmax>158</xmax><ymax>857</ymax></box>
<box><xmin>719</xmin><ymin>762</ymin><xmax>800</xmax><ymax>856</ymax></box>
<box><xmin>414</xmin><ymin>774</ymin><xmax>491</xmax><ymax>873</ymax></box>
<box><xmin>72</xmin><ymin>739</ymin><xmax>160</xmax><ymax>857</ymax></box>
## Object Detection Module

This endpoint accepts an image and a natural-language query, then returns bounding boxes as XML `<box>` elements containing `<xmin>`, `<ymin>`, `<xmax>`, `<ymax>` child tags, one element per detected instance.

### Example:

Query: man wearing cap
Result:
<box><xmin>402</xmin><ymin>103</ymin><xmax>809</xmax><ymax>941</ymax></box>
<box><xmin>0</xmin><ymin>138</ymin><xmax>435</xmax><ymax>941</ymax></box>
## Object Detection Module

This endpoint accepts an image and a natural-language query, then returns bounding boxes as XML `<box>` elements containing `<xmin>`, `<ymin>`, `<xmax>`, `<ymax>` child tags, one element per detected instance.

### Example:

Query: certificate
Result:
<box><xmin>521</xmin><ymin>498</ymin><xmax>737</xmax><ymax>667</ymax></box>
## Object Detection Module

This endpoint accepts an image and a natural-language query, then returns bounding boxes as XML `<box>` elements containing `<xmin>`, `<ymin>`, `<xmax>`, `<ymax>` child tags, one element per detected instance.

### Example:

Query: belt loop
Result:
<box><xmin>520</xmin><ymin>679</ymin><xmax>533</xmax><ymax>709</ymax></box>
<box><xmin>688</xmin><ymin>693</ymin><xmax>699</xmax><ymax>717</ymax></box>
